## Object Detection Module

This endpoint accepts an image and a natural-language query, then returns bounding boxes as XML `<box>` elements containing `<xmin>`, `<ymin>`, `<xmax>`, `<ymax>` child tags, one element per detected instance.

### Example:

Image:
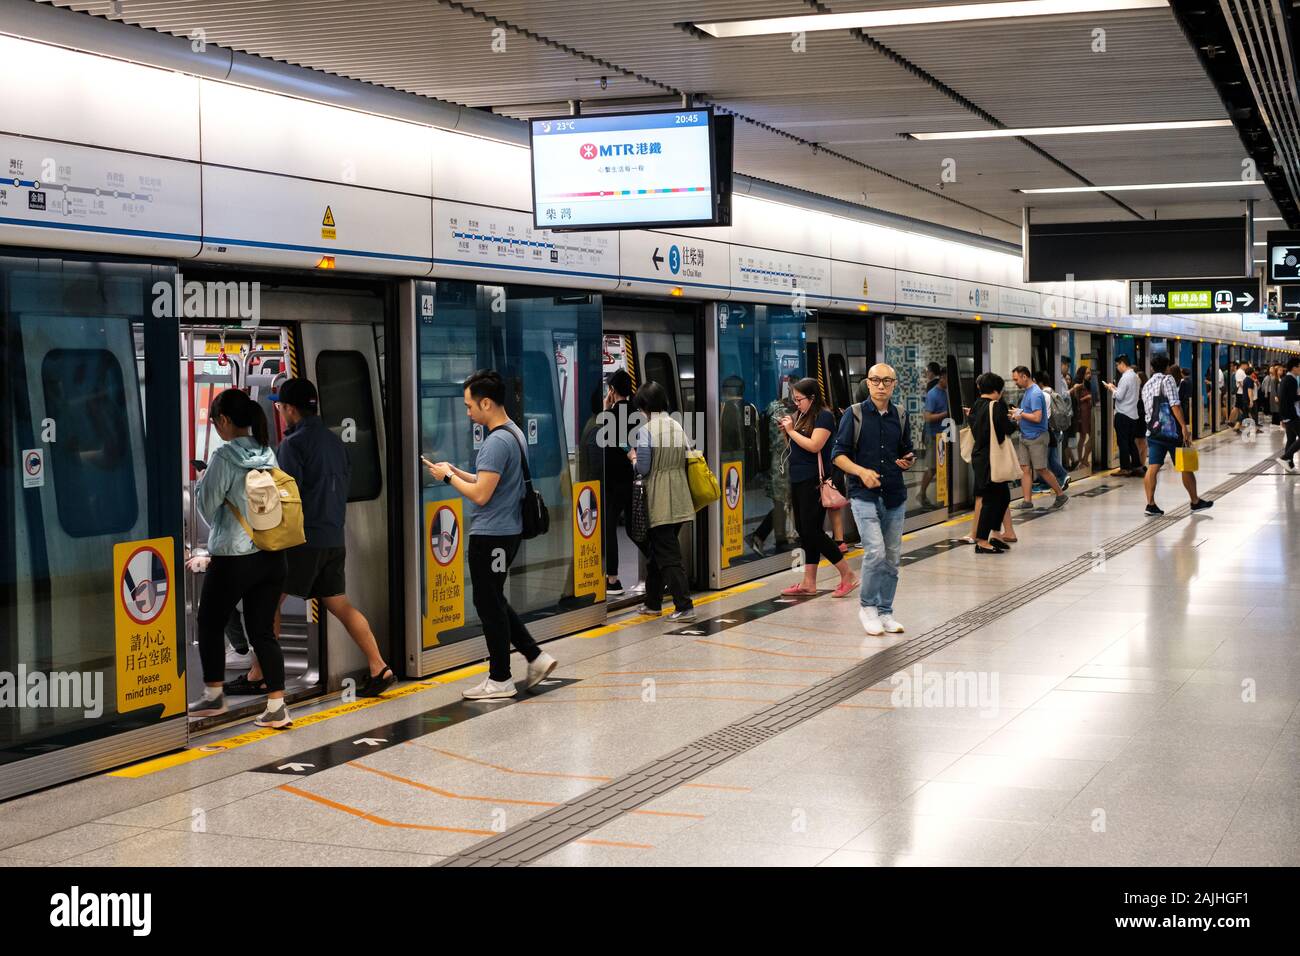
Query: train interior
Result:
<box><xmin>180</xmin><ymin>282</ymin><xmax>392</xmax><ymax>728</ymax></box>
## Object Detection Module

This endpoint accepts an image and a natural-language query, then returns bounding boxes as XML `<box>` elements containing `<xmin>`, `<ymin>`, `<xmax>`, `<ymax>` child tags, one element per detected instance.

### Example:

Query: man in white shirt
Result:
<box><xmin>1104</xmin><ymin>355</ymin><xmax>1142</xmax><ymax>476</ymax></box>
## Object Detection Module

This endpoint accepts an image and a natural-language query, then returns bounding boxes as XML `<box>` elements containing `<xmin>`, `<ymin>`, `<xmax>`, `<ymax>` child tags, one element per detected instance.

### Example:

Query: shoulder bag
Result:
<box><xmin>988</xmin><ymin>402</ymin><xmax>1021</xmax><ymax>483</ymax></box>
<box><xmin>501</xmin><ymin>425</ymin><xmax>549</xmax><ymax>539</ymax></box>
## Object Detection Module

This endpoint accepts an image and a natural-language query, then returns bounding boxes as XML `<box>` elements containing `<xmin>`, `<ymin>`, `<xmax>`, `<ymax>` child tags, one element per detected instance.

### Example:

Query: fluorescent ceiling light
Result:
<box><xmin>1256</xmin><ymin>216</ymin><xmax>1284</xmax><ymax>221</ymax></box>
<box><xmin>1018</xmin><ymin>180</ymin><xmax>1267</xmax><ymax>194</ymax></box>
<box><xmin>1254</xmin><ymin>241</ymin><xmax>1266</xmax><ymax>245</ymax></box>
<box><xmin>907</xmin><ymin>119</ymin><xmax>1230</xmax><ymax>140</ymax></box>
<box><xmin>694</xmin><ymin>0</ymin><xmax>1168</xmax><ymax>38</ymax></box>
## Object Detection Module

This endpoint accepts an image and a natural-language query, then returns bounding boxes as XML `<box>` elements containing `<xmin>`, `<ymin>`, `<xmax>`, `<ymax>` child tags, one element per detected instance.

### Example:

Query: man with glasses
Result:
<box><xmin>832</xmin><ymin>363</ymin><xmax>915</xmax><ymax>636</ymax></box>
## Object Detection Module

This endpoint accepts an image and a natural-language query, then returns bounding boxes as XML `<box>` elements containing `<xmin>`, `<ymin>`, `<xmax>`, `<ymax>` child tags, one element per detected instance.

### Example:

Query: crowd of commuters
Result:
<box><xmin>192</xmin><ymin>349</ymin><xmax>1295</xmax><ymax>717</ymax></box>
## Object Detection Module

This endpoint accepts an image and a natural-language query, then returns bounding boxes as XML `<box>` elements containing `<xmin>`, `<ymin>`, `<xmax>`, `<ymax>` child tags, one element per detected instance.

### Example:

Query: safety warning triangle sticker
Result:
<box><xmin>322</xmin><ymin>205</ymin><xmax>336</xmax><ymax>227</ymax></box>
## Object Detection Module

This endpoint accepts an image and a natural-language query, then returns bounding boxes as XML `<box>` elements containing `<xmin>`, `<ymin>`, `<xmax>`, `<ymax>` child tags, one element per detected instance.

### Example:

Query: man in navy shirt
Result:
<box><xmin>832</xmin><ymin>363</ymin><xmax>915</xmax><ymax>636</ymax></box>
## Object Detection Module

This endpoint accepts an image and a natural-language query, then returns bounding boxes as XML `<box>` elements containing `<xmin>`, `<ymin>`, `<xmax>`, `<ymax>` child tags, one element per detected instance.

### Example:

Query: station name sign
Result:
<box><xmin>1127</xmin><ymin>277</ymin><xmax>1261</xmax><ymax>315</ymax></box>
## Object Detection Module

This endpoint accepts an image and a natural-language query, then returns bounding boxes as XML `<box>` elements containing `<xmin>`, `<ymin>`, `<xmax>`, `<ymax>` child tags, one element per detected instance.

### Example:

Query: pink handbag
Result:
<box><xmin>818</xmin><ymin>450</ymin><xmax>848</xmax><ymax>510</ymax></box>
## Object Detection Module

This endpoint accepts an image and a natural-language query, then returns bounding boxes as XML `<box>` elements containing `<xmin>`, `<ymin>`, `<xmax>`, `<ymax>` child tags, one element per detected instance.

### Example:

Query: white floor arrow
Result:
<box><xmin>353</xmin><ymin>737</ymin><xmax>388</xmax><ymax>747</ymax></box>
<box><xmin>277</xmin><ymin>762</ymin><xmax>314</xmax><ymax>772</ymax></box>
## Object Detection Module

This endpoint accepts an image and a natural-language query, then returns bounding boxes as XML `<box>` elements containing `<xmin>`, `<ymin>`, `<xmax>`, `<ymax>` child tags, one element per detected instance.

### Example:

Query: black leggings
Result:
<box><xmin>197</xmin><ymin>550</ymin><xmax>287</xmax><ymax>691</ymax></box>
<box><xmin>468</xmin><ymin>534</ymin><xmax>542</xmax><ymax>683</ymax></box>
<box><xmin>975</xmin><ymin>483</ymin><xmax>1011</xmax><ymax>542</ymax></box>
<box><xmin>790</xmin><ymin>477</ymin><xmax>842</xmax><ymax>569</ymax></box>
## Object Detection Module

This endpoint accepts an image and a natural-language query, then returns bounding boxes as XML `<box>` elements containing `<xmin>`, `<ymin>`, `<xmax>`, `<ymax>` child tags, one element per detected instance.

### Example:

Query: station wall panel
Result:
<box><xmin>0</xmin><ymin>133</ymin><xmax>201</xmax><ymax>258</ymax></box>
<box><xmin>0</xmin><ymin>35</ymin><xmax>200</xmax><ymax>161</ymax></box>
<box><xmin>199</xmin><ymin>166</ymin><xmax>432</xmax><ymax>275</ymax></box>
<box><xmin>430</xmin><ymin>199</ymin><xmax>618</xmax><ymax>290</ymax></box>
<box><xmin>199</xmin><ymin>80</ymin><xmax>434</xmax><ymax>197</ymax></box>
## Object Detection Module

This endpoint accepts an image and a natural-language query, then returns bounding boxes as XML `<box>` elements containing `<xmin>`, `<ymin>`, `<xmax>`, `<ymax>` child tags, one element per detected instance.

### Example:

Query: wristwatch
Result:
<box><xmin>442</xmin><ymin>473</ymin><xmax>452</xmax><ymax>485</ymax></box>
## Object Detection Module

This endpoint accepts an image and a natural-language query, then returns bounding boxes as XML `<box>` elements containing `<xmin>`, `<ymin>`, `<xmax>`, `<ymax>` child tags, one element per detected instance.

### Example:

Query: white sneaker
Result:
<box><xmin>859</xmin><ymin>606</ymin><xmax>884</xmax><ymax>636</ymax></box>
<box><xmin>879</xmin><ymin>614</ymin><xmax>905</xmax><ymax>634</ymax></box>
<box><xmin>462</xmin><ymin>676</ymin><xmax>517</xmax><ymax>700</ymax></box>
<box><xmin>524</xmin><ymin>651</ymin><xmax>557</xmax><ymax>690</ymax></box>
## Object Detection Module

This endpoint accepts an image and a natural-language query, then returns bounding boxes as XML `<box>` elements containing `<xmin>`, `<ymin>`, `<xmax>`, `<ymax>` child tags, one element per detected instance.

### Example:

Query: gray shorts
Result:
<box><xmin>1016</xmin><ymin>432</ymin><xmax>1050</xmax><ymax>470</ymax></box>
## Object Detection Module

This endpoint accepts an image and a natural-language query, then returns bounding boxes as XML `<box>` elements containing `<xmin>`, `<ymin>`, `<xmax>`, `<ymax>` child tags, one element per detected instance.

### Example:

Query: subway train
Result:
<box><xmin>0</xmin><ymin>7</ymin><xmax>1292</xmax><ymax>801</ymax></box>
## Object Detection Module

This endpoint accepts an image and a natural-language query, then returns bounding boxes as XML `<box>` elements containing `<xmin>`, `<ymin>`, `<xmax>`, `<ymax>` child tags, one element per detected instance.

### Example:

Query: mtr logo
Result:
<box><xmin>579</xmin><ymin>141</ymin><xmax>663</xmax><ymax>159</ymax></box>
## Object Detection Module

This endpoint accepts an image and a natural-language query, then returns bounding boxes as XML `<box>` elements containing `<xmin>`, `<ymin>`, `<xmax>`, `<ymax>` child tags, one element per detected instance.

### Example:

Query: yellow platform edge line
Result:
<box><xmin>110</xmin><ymin>663</ymin><xmax>491</xmax><ymax>778</ymax></box>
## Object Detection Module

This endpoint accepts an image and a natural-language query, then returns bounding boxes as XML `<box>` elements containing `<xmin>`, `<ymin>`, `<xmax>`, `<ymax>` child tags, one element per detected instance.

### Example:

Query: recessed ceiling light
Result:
<box><xmin>693</xmin><ymin>0</ymin><xmax>1168</xmax><ymax>38</ymax></box>
<box><xmin>907</xmin><ymin>120</ymin><xmax>1230</xmax><ymax>140</ymax></box>
<box><xmin>1018</xmin><ymin>180</ymin><xmax>1267</xmax><ymax>194</ymax></box>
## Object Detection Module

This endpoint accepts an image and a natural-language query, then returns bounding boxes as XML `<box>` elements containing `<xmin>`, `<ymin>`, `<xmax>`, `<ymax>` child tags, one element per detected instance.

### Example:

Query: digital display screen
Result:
<box><xmin>1242</xmin><ymin>312</ymin><xmax>1289</xmax><ymax>332</ymax></box>
<box><xmin>529</xmin><ymin>109</ymin><xmax>716</xmax><ymax>230</ymax></box>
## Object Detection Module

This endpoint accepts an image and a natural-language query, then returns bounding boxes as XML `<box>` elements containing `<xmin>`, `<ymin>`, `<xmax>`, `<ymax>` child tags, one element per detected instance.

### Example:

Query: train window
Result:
<box><xmin>644</xmin><ymin>352</ymin><xmax>679</xmax><ymax>412</ymax></box>
<box><xmin>316</xmin><ymin>350</ymin><xmax>382</xmax><ymax>502</ymax></box>
<box><xmin>41</xmin><ymin>348</ymin><xmax>139</xmax><ymax>537</ymax></box>
<box><xmin>828</xmin><ymin>354</ymin><xmax>850</xmax><ymax>410</ymax></box>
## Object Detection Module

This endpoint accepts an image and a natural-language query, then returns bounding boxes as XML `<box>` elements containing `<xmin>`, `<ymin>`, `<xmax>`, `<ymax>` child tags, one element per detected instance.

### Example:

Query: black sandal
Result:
<box><xmin>359</xmin><ymin>667</ymin><xmax>396</xmax><ymax>698</ymax></box>
<box><xmin>223</xmin><ymin>673</ymin><xmax>268</xmax><ymax>695</ymax></box>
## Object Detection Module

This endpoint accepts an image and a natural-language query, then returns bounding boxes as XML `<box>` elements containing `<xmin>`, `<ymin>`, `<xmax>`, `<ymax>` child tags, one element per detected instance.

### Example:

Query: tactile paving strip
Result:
<box><xmin>436</xmin><ymin>455</ymin><xmax>1275</xmax><ymax>866</ymax></box>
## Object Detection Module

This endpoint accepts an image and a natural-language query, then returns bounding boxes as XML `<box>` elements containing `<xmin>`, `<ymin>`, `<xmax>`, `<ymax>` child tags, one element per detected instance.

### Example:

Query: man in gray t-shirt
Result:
<box><xmin>424</xmin><ymin>369</ymin><xmax>556</xmax><ymax>700</ymax></box>
<box><xmin>468</xmin><ymin>420</ymin><xmax>526</xmax><ymax>536</ymax></box>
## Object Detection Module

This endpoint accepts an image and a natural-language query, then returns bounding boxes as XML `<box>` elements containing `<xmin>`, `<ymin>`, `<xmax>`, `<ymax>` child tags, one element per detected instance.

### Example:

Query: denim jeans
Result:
<box><xmin>1047</xmin><ymin>436</ymin><xmax>1068</xmax><ymax>486</ymax></box>
<box><xmin>849</xmin><ymin>497</ymin><xmax>906</xmax><ymax>614</ymax></box>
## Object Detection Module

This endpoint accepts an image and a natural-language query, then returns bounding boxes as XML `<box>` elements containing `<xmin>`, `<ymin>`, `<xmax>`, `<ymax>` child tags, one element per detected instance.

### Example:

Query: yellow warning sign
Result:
<box><xmin>114</xmin><ymin>537</ymin><xmax>184</xmax><ymax>717</ymax></box>
<box><xmin>423</xmin><ymin>499</ymin><xmax>465</xmax><ymax>649</ymax></box>
<box><xmin>321</xmin><ymin>205</ymin><xmax>337</xmax><ymax>240</ymax></box>
<box><xmin>203</xmin><ymin>340</ymin><xmax>246</xmax><ymax>354</ymax></box>
<box><xmin>720</xmin><ymin>460</ymin><xmax>744</xmax><ymax>568</ymax></box>
<box><xmin>572</xmin><ymin>480</ymin><xmax>604</xmax><ymax>601</ymax></box>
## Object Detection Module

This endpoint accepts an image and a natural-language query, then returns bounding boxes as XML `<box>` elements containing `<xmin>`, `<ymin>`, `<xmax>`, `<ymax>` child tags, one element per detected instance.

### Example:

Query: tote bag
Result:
<box><xmin>989</xmin><ymin>402</ymin><xmax>1021</xmax><ymax>483</ymax></box>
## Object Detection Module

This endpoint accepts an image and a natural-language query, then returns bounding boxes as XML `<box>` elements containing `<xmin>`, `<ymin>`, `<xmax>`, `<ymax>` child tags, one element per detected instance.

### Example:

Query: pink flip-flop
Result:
<box><xmin>831</xmin><ymin>577</ymin><xmax>859</xmax><ymax>598</ymax></box>
<box><xmin>781</xmin><ymin>584</ymin><xmax>817</xmax><ymax>596</ymax></box>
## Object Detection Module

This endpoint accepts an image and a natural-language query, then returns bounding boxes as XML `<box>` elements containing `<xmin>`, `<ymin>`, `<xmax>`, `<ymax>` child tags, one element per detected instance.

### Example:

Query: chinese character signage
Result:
<box><xmin>114</xmin><ymin>537</ymin><xmax>184</xmax><ymax>717</ymax></box>
<box><xmin>572</xmin><ymin>481</ymin><xmax>605</xmax><ymax>601</ymax></box>
<box><xmin>720</xmin><ymin>461</ymin><xmax>744</xmax><ymax>568</ymax></box>
<box><xmin>423</xmin><ymin>499</ymin><xmax>465</xmax><ymax>648</ymax></box>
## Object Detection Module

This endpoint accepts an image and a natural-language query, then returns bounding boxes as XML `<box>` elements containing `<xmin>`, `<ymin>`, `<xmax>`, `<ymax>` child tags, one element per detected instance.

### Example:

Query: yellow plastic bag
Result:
<box><xmin>1174</xmin><ymin>445</ymin><xmax>1199</xmax><ymax>473</ymax></box>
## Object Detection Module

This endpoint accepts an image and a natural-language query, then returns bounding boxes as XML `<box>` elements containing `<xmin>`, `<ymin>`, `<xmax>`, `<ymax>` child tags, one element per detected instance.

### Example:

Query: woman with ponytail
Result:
<box><xmin>777</xmin><ymin>377</ymin><xmax>858</xmax><ymax>598</ymax></box>
<box><xmin>189</xmin><ymin>388</ymin><xmax>291</xmax><ymax>728</ymax></box>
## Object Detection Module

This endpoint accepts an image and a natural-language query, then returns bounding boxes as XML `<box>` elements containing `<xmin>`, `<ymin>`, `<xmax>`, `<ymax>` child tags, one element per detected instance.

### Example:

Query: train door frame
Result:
<box><xmin>0</xmin><ymin>248</ymin><xmax>187</xmax><ymax>800</ymax></box>
<box><xmin>178</xmin><ymin>268</ymin><xmax>406</xmax><ymax>707</ymax></box>
<box><xmin>600</xmin><ymin>296</ymin><xmax>707</xmax><ymax>599</ymax></box>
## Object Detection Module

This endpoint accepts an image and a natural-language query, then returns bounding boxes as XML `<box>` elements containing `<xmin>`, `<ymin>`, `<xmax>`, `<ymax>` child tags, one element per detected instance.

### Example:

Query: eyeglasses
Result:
<box><xmin>793</xmin><ymin>394</ymin><xmax>811</xmax><ymax>403</ymax></box>
<box><xmin>867</xmin><ymin>377</ymin><xmax>897</xmax><ymax>386</ymax></box>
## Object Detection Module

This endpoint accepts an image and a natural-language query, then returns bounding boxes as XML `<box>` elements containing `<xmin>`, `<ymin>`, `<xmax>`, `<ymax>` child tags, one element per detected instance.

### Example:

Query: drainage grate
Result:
<box><xmin>436</xmin><ymin>455</ymin><xmax>1275</xmax><ymax>866</ymax></box>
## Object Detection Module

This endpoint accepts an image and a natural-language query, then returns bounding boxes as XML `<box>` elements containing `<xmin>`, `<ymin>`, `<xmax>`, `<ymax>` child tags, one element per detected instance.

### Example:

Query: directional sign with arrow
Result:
<box><xmin>651</xmin><ymin>247</ymin><xmax>664</xmax><ymax>271</ymax></box>
<box><xmin>1128</xmin><ymin>277</ymin><xmax>1263</xmax><ymax>316</ymax></box>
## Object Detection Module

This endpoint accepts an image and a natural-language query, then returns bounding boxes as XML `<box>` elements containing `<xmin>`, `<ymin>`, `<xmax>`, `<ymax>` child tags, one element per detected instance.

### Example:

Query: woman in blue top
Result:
<box><xmin>777</xmin><ymin>378</ymin><xmax>858</xmax><ymax>598</ymax></box>
<box><xmin>188</xmin><ymin>388</ymin><xmax>291</xmax><ymax>728</ymax></box>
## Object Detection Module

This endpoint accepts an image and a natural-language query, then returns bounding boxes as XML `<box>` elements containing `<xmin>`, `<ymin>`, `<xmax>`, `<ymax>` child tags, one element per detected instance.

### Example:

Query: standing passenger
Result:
<box><xmin>425</xmin><ymin>370</ymin><xmax>557</xmax><ymax>699</ymax></box>
<box><xmin>1142</xmin><ymin>354</ymin><xmax>1213</xmax><ymax>516</ymax></box>
<box><xmin>832</xmin><ymin>363</ymin><xmax>914</xmax><ymax>636</ymax></box>
<box><xmin>1279</xmin><ymin>358</ymin><xmax>1300</xmax><ymax>472</ymax></box>
<box><xmin>969</xmin><ymin>374</ymin><xmax>1016</xmax><ymax>555</ymax></box>
<box><xmin>1104</xmin><ymin>355</ymin><xmax>1142</xmax><ymax>476</ymax></box>
<box><xmin>917</xmin><ymin>364</ymin><xmax>949</xmax><ymax>509</ymax></box>
<box><xmin>1069</xmin><ymin>366</ymin><xmax>1095</xmax><ymax>471</ymax></box>
<box><xmin>188</xmin><ymin>389</ymin><xmax>291</xmax><ymax>728</ymax></box>
<box><xmin>273</xmin><ymin>379</ymin><xmax>393</xmax><ymax>697</ymax></box>
<box><xmin>776</xmin><ymin>377</ymin><xmax>858</xmax><ymax>597</ymax></box>
<box><xmin>1010</xmin><ymin>367</ymin><xmax>1067</xmax><ymax>510</ymax></box>
<box><xmin>599</xmin><ymin>369</ymin><xmax>636</xmax><ymax>595</ymax></box>
<box><xmin>631</xmin><ymin>382</ymin><xmax>696</xmax><ymax>622</ymax></box>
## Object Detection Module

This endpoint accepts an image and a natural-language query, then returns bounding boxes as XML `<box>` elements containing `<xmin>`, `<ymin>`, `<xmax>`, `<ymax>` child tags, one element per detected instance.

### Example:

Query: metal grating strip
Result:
<box><xmin>436</xmin><ymin>455</ymin><xmax>1275</xmax><ymax>865</ymax></box>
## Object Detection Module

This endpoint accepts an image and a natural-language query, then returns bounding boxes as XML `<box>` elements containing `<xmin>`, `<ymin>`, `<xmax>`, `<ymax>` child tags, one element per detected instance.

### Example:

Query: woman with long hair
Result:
<box><xmin>777</xmin><ymin>378</ymin><xmax>858</xmax><ymax>597</ymax></box>
<box><xmin>188</xmin><ymin>388</ymin><xmax>291</xmax><ymax>728</ymax></box>
<box><xmin>1069</xmin><ymin>365</ymin><xmax>1095</xmax><ymax>470</ymax></box>
<box><xmin>968</xmin><ymin>373</ymin><xmax>1018</xmax><ymax>555</ymax></box>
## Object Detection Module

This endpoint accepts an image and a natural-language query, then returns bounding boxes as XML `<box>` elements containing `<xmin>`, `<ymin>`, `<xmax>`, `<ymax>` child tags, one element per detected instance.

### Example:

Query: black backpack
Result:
<box><xmin>499</xmin><ymin>425</ymin><xmax>549</xmax><ymax>539</ymax></box>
